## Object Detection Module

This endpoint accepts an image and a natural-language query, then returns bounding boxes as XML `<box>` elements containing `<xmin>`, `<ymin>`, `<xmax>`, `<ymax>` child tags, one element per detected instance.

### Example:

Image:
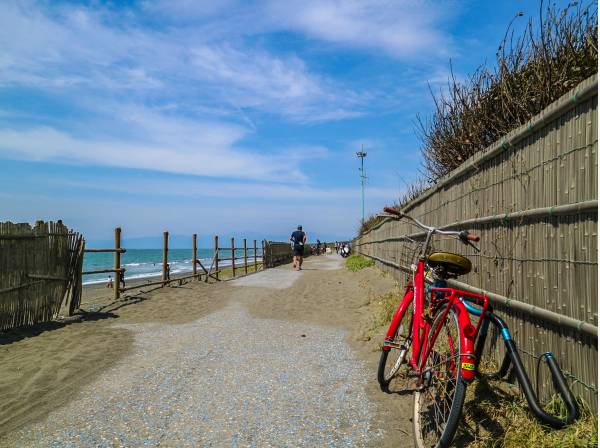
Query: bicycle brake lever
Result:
<box><xmin>467</xmin><ymin>240</ymin><xmax>480</xmax><ymax>253</ymax></box>
<box><xmin>458</xmin><ymin>231</ymin><xmax>480</xmax><ymax>252</ymax></box>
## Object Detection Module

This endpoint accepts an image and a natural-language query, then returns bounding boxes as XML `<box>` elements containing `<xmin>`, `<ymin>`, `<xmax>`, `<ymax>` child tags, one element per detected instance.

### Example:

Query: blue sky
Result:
<box><xmin>0</xmin><ymin>0</ymin><xmax>553</xmax><ymax>244</ymax></box>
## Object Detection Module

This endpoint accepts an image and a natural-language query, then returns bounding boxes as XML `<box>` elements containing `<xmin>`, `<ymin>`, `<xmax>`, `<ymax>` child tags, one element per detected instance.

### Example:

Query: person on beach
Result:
<box><xmin>106</xmin><ymin>276</ymin><xmax>113</xmax><ymax>289</ymax></box>
<box><xmin>316</xmin><ymin>239</ymin><xmax>321</xmax><ymax>256</ymax></box>
<box><xmin>290</xmin><ymin>225</ymin><xmax>307</xmax><ymax>271</ymax></box>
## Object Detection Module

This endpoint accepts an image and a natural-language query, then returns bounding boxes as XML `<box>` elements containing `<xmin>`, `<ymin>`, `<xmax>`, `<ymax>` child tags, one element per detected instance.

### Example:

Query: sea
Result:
<box><xmin>83</xmin><ymin>248</ymin><xmax>262</xmax><ymax>285</ymax></box>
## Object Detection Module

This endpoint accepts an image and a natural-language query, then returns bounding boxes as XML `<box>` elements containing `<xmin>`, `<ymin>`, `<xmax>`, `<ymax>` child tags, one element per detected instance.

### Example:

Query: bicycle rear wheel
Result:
<box><xmin>413</xmin><ymin>305</ymin><xmax>466</xmax><ymax>448</ymax></box>
<box><xmin>377</xmin><ymin>303</ymin><xmax>413</xmax><ymax>392</ymax></box>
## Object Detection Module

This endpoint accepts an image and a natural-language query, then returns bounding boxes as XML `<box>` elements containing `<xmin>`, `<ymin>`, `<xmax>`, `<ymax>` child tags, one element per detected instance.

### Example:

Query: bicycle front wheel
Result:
<box><xmin>377</xmin><ymin>302</ymin><xmax>413</xmax><ymax>392</ymax></box>
<box><xmin>413</xmin><ymin>305</ymin><xmax>466</xmax><ymax>448</ymax></box>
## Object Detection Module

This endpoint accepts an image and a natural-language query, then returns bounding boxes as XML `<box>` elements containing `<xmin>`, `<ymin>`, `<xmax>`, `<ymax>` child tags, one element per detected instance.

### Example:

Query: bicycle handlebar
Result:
<box><xmin>466</xmin><ymin>233</ymin><xmax>480</xmax><ymax>242</ymax></box>
<box><xmin>381</xmin><ymin>207</ymin><xmax>480</xmax><ymax>245</ymax></box>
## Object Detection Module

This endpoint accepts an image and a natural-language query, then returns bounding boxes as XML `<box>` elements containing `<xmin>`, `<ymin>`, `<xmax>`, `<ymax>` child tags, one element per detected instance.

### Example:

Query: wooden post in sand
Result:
<box><xmin>192</xmin><ymin>233</ymin><xmax>197</xmax><ymax>279</ymax></box>
<box><xmin>162</xmin><ymin>231</ymin><xmax>169</xmax><ymax>284</ymax></box>
<box><xmin>243</xmin><ymin>238</ymin><xmax>248</xmax><ymax>274</ymax></box>
<box><xmin>231</xmin><ymin>237</ymin><xmax>236</xmax><ymax>277</ymax></box>
<box><xmin>114</xmin><ymin>227</ymin><xmax>121</xmax><ymax>300</ymax></box>
<box><xmin>253</xmin><ymin>240</ymin><xmax>258</xmax><ymax>272</ymax></box>
<box><xmin>214</xmin><ymin>235</ymin><xmax>219</xmax><ymax>280</ymax></box>
<box><xmin>261</xmin><ymin>240</ymin><xmax>266</xmax><ymax>269</ymax></box>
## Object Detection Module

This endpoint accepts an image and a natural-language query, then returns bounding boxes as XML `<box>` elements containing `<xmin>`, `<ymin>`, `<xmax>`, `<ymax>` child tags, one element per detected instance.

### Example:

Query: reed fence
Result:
<box><xmin>355</xmin><ymin>75</ymin><xmax>598</xmax><ymax>408</ymax></box>
<box><xmin>0</xmin><ymin>220</ymin><xmax>84</xmax><ymax>331</ymax></box>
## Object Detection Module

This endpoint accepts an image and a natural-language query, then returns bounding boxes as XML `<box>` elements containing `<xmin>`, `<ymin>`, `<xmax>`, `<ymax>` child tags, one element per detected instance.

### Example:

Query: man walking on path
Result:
<box><xmin>290</xmin><ymin>225</ymin><xmax>307</xmax><ymax>271</ymax></box>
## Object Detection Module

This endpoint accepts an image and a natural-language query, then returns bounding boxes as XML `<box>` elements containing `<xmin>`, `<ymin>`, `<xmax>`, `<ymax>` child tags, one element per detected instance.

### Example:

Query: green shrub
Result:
<box><xmin>345</xmin><ymin>255</ymin><xmax>375</xmax><ymax>272</ymax></box>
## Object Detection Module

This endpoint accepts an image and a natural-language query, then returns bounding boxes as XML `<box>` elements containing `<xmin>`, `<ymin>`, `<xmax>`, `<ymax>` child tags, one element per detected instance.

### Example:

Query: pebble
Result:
<box><xmin>2</xmin><ymin>304</ymin><xmax>383</xmax><ymax>447</ymax></box>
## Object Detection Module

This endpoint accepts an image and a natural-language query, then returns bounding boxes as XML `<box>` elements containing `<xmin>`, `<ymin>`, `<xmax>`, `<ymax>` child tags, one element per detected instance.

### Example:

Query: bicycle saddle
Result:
<box><xmin>427</xmin><ymin>252</ymin><xmax>472</xmax><ymax>277</ymax></box>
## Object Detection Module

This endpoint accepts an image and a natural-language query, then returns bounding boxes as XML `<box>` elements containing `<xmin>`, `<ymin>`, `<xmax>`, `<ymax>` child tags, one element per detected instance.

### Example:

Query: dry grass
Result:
<box><xmin>358</xmin><ymin>1</ymin><xmax>598</xmax><ymax>235</ymax></box>
<box><xmin>367</xmin><ymin>288</ymin><xmax>402</xmax><ymax>331</ymax></box>
<box><xmin>418</xmin><ymin>1</ymin><xmax>597</xmax><ymax>181</ymax></box>
<box><xmin>215</xmin><ymin>262</ymin><xmax>263</xmax><ymax>280</ymax></box>
<box><xmin>461</xmin><ymin>376</ymin><xmax>597</xmax><ymax>447</ymax></box>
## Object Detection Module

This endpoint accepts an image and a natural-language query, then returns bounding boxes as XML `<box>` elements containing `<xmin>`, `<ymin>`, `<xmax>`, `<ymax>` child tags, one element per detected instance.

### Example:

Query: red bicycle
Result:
<box><xmin>376</xmin><ymin>207</ymin><xmax>580</xmax><ymax>448</ymax></box>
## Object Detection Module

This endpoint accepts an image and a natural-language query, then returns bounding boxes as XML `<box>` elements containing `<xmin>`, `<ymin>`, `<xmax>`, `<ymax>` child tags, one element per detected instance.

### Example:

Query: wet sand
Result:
<box><xmin>0</xmin><ymin>255</ymin><xmax>412</xmax><ymax>447</ymax></box>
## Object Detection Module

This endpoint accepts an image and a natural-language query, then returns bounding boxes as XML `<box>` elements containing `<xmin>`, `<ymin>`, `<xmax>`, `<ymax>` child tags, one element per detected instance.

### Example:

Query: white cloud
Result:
<box><xmin>262</xmin><ymin>0</ymin><xmax>452</xmax><ymax>58</ymax></box>
<box><xmin>187</xmin><ymin>44</ymin><xmax>361</xmax><ymax>121</ymax></box>
<box><xmin>143</xmin><ymin>0</ymin><xmax>454</xmax><ymax>59</ymax></box>
<box><xmin>0</xmin><ymin>1</ymin><xmax>364</xmax><ymax>123</ymax></box>
<box><xmin>51</xmin><ymin>175</ymin><xmax>399</xmax><ymax>202</ymax></box>
<box><xmin>0</xmin><ymin>124</ymin><xmax>308</xmax><ymax>181</ymax></box>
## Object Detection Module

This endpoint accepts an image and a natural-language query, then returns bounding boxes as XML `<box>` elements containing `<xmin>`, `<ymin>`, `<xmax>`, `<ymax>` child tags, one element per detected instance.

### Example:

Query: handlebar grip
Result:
<box><xmin>467</xmin><ymin>234</ymin><xmax>480</xmax><ymax>242</ymax></box>
<box><xmin>383</xmin><ymin>207</ymin><xmax>403</xmax><ymax>217</ymax></box>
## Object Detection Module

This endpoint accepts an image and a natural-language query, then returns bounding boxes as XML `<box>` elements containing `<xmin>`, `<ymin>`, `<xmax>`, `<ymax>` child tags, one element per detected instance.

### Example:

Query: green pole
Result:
<box><xmin>360</xmin><ymin>156</ymin><xmax>365</xmax><ymax>223</ymax></box>
<box><xmin>356</xmin><ymin>148</ymin><xmax>367</xmax><ymax>224</ymax></box>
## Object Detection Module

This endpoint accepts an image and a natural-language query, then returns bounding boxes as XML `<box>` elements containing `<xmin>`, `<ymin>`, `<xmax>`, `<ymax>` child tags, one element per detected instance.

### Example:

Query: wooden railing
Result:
<box><xmin>83</xmin><ymin>227</ymin><xmax>126</xmax><ymax>300</ymax></box>
<box><xmin>213</xmin><ymin>236</ymin><xmax>262</xmax><ymax>280</ymax></box>
<box><xmin>83</xmin><ymin>229</ymin><xmax>263</xmax><ymax>298</ymax></box>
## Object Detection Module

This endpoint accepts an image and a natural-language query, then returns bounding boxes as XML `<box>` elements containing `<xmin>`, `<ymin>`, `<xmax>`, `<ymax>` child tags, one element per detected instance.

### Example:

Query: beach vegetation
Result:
<box><xmin>345</xmin><ymin>255</ymin><xmax>375</xmax><ymax>272</ymax></box>
<box><xmin>359</xmin><ymin>1</ymin><xmax>598</xmax><ymax>235</ymax></box>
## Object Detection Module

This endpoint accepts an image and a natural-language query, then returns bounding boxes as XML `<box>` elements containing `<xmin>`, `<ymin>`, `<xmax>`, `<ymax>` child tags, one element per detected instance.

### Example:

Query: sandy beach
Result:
<box><xmin>0</xmin><ymin>255</ymin><xmax>412</xmax><ymax>447</ymax></box>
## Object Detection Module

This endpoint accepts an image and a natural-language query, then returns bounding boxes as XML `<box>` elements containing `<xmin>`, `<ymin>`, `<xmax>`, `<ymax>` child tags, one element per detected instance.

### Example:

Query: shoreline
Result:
<box><xmin>77</xmin><ymin>262</ymin><xmax>263</xmax><ymax>313</ymax></box>
<box><xmin>82</xmin><ymin>256</ymin><xmax>263</xmax><ymax>286</ymax></box>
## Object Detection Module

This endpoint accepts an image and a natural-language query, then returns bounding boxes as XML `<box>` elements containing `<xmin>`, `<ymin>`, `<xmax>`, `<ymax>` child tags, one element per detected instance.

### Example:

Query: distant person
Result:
<box><xmin>316</xmin><ymin>239</ymin><xmax>321</xmax><ymax>256</ymax></box>
<box><xmin>290</xmin><ymin>225</ymin><xmax>307</xmax><ymax>270</ymax></box>
<box><xmin>166</xmin><ymin>263</ymin><xmax>171</xmax><ymax>280</ymax></box>
<box><xmin>106</xmin><ymin>276</ymin><xmax>113</xmax><ymax>289</ymax></box>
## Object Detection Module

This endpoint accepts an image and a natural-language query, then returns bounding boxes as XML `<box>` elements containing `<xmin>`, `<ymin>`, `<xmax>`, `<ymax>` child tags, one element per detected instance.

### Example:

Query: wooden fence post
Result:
<box><xmin>253</xmin><ymin>239</ymin><xmax>257</xmax><ymax>272</ymax></box>
<box><xmin>162</xmin><ymin>231</ymin><xmax>169</xmax><ymax>284</ymax></box>
<box><xmin>114</xmin><ymin>227</ymin><xmax>121</xmax><ymax>300</ymax></box>
<box><xmin>231</xmin><ymin>237</ymin><xmax>236</xmax><ymax>277</ymax></box>
<box><xmin>192</xmin><ymin>233</ymin><xmax>197</xmax><ymax>279</ymax></box>
<box><xmin>214</xmin><ymin>235</ymin><xmax>219</xmax><ymax>280</ymax></box>
<box><xmin>243</xmin><ymin>238</ymin><xmax>248</xmax><ymax>274</ymax></box>
<box><xmin>262</xmin><ymin>240</ymin><xmax>266</xmax><ymax>269</ymax></box>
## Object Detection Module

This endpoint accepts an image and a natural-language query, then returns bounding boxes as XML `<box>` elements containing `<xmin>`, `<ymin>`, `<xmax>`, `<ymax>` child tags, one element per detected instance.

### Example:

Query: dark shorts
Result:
<box><xmin>293</xmin><ymin>245</ymin><xmax>304</xmax><ymax>256</ymax></box>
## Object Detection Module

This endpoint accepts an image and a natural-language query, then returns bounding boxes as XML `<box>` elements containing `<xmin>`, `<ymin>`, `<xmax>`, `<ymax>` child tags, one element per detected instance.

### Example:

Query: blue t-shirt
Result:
<box><xmin>291</xmin><ymin>230</ymin><xmax>305</xmax><ymax>245</ymax></box>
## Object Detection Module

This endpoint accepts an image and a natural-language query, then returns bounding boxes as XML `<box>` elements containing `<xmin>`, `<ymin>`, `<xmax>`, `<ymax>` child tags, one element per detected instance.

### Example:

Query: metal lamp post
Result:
<box><xmin>356</xmin><ymin>147</ymin><xmax>367</xmax><ymax>224</ymax></box>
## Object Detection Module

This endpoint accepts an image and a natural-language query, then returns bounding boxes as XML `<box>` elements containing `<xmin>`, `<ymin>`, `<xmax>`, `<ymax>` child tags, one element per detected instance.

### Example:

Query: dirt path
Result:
<box><xmin>0</xmin><ymin>255</ymin><xmax>413</xmax><ymax>447</ymax></box>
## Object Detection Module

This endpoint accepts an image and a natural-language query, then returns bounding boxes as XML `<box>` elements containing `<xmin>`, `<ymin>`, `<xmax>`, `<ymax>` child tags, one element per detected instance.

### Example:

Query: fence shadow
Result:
<box><xmin>0</xmin><ymin>310</ymin><xmax>118</xmax><ymax>346</ymax></box>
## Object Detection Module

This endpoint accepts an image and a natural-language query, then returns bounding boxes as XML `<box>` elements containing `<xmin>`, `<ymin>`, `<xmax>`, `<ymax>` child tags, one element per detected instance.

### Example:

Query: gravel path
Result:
<box><xmin>2</xmin><ymin>256</ymin><xmax>392</xmax><ymax>447</ymax></box>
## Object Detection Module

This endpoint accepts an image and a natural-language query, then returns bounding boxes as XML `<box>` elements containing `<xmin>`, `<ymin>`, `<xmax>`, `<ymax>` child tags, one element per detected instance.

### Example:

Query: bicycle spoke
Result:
<box><xmin>414</xmin><ymin>306</ymin><xmax>466</xmax><ymax>448</ymax></box>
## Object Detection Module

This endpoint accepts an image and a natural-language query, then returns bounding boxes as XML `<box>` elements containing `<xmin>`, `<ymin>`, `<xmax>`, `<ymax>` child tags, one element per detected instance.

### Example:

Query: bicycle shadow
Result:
<box><xmin>382</xmin><ymin>378</ymin><xmax>416</xmax><ymax>396</ymax></box>
<box><xmin>453</xmin><ymin>377</ymin><xmax>511</xmax><ymax>445</ymax></box>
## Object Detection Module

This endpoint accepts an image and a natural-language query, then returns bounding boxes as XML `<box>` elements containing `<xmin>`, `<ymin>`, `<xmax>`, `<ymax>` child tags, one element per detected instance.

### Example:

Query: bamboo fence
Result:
<box><xmin>0</xmin><ymin>220</ymin><xmax>84</xmax><ymax>330</ymax></box>
<box><xmin>355</xmin><ymin>75</ymin><xmax>598</xmax><ymax>408</ymax></box>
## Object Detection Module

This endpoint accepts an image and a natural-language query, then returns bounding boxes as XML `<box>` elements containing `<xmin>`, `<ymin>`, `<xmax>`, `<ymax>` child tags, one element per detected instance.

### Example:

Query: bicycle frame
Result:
<box><xmin>379</xmin><ymin>206</ymin><xmax>580</xmax><ymax>435</ymax></box>
<box><xmin>383</xmin><ymin>257</ymin><xmax>489</xmax><ymax>382</ymax></box>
